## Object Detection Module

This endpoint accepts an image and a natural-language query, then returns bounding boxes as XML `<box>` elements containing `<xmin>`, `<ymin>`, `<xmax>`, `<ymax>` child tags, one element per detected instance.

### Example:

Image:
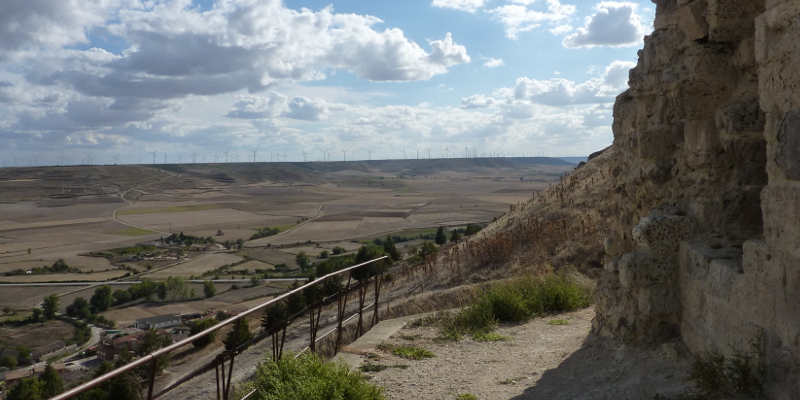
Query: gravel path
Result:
<box><xmin>357</xmin><ymin>307</ymin><xmax>693</xmax><ymax>400</ymax></box>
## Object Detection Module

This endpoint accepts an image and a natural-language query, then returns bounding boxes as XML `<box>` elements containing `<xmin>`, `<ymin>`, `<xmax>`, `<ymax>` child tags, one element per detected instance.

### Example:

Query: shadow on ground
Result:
<box><xmin>510</xmin><ymin>336</ymin><xmax>692</xmax><ymax>400</ymax></box>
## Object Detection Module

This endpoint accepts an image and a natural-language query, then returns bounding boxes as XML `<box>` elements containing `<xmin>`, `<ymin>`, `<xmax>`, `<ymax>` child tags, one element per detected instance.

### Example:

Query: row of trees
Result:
<box><xmin>5</xmin><ymin>364</ymin><xmax>64</xmax><ymax>400</ymax></box>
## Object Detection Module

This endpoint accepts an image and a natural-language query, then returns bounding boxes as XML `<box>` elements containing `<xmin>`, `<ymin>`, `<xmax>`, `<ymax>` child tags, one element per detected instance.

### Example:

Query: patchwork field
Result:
<box><xmin>0</xmin><ymin>157</ymin><xmax>575</xmax><ymax>309</ymax></box>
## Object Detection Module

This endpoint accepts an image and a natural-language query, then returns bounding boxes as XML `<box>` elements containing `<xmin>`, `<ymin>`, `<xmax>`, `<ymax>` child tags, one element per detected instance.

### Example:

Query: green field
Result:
<box><xmin>117</xmin><ymin>204</ymin><xmax>224</xmax><ymax>215</ymax></box>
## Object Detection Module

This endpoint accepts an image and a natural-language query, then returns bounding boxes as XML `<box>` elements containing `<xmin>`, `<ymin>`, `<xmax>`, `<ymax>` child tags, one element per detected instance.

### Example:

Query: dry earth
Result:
<box><xmin>361</xmin><ymin>307</ymin><xmax>692</xmax><ymax>400</ymax></box>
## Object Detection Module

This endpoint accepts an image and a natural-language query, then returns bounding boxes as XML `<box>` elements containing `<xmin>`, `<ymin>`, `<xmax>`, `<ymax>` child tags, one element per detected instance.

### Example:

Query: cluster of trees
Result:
<box><xmin>3</xmin><ymin>258</ymin><xmax>80</xmax><ymax>276</ymax></box>
<box><xmin>5</xmin><ymin>364</ymin><xmax>64</xmax><ymax>400</ymax></box>
<box><xmin>434</xmin><ymin>223</ymin><xmax>484</xmax><ymax>245</ymax></box>
<box><xmin>64</xmin><ymin>293</ymin><xmax>115</xmax><ymax>328</ymax></box>
<box><xmin>163</xmin><ymin>232</ymin><xmax>216</xmax><ymax>247</ymax></box>
<box><xmin>221</xmin><ymin>238</ymin><xmax>245</xmax><ymax>250</ymax></box>
<box><xmin>249</xmin><ymin>226</ymin><xmax>281</xmax><ymax>240</ymax></box>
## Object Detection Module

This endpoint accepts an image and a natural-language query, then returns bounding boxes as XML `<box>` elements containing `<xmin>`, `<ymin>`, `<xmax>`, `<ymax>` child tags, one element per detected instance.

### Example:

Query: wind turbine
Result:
<box><xmin>202</xmin><ymin>154</ymin><xmax>206</xmax><ymax>163</ymax></box>
<box><xmin>425</xmin><ymin>148</ymin><xmax>431</xmax><ymax>159</ymax></box>
<box><xmin>341</xmin><ymin>149</ymin><xmax>348</xmax><ymax>161</ymax></box>
<box><xmin>445</xmin><ymin>147</ymin><xmax>449</xmax><ymax>159</ymax></box>
<box><xmin>57</xmin><ymin>152</ymin><xmax>66</xmax><ymax>166</ymax></box>
<box><xmin>222</xmin><ymin>149</ymin><xmax>229</xmax><ymax>163</ymax></box>
<box><xmin>234</xmin><ymin>151</ymin><xmax>240</xmax><ymax>163</ymax></box>
<box><xmin>471</xmin><ymin>147</ymin><xmax>477</xmax><ymax>158</ymax></box>
<box><xmin>282</xmin><ymin>152</ymin><xmax>288</xmax><ymax>162</ymax></box>
<box><xmin>164</xmin><ymin>154</ymin><xmax>169</xmax><ymax>164</ymax></box>
<box><xmin>302</xmin><ymin>149</ymin><xmax>308</xmax><ymax>162</ymax></box>
<box><xmin>12</xmin><ymin>155</ymin><xmax>20</xmax><ymax>167</ymax></box>
<box><xmin>367</xmin><ymin>149</ymin><xmax>372</xmax><ymax>161</ymax></box>
<box><xmin>150</xmin><ymin>150</ymin><xmax>157</xmax><ymax>164</ymax></box>
<box><xmin>250</xmin><ymin>148</ymin><xmax>258</xmax><ymax>163</ymax></box>
<box><xmin>32</xmin><ymin>155</ymin><xmax>40</xmax><ymax>166</ymax></box>
<box><xmin>214</xmin><ymin>153</ymin><xmax>220</xmax><ymax>163</ymax></box>
<box><xmin>177</xmin><ymin>154</ymin><xmax>183</xmax><ymax>164</ymax></box>
<box><xmin>191</xmin><ymin>151</ymin><xmax>198</xmax><ymax>163</ymax></box>
<box><xmin>113</xmin><ymin>153</ymin><xmax>120</xmax><ymax>165</ymax></box>
<box><xmin>66</xmin><ymin>157</ymin><xmax>72</xmax><ymax>166</ymax></box>
<box><xmin>401</xmin><ymin>148</ymin><xmax>406</xmax><ymax>159</ymax></box>
<box><xmin>85</xmin><ymin>152</ymin><xmax>93</xmax><ymax>165</ymax></box>
<box><xmin>414</xmin><ymin>148</ymin><xmax>420</xmax><ymax>159</ymax></box>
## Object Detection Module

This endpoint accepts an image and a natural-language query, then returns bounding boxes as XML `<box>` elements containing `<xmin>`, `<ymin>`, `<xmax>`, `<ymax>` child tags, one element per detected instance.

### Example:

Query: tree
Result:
<box><xmin>190</xmin><ymin>318</ymin><xmax>219</xmax><ymax>348</ymax></box>
<box><xmin>216</xmin><ymin>310</ymin><xmax>228</xmax><ymax>321</ymax></box>
<box><xmin>449</xmin><ymin>230</ymin><xmax>461</xmax><ymax>242</ymax></box>
<box><xmin>72</xmin><ymin>296</ymin><xmax>91</xmax><ymax>319</ymax></box>
<box><xmin>318</xmin><ymin>250</ymin><xmax>329</xmax><ymax>259</ymax></box>
<box><xmin>295</xmin><ymin>252</ymin><xmax>311</xmax><ymax>271</ymax></box>
<box><xmin>31</xmin><ymin>308</ymin><xmax>43</xmax><ymax>323</ymax></box>
<box><xmin>419</xmin><ymin>241</ymin><xmax>438</xmax><ymax>260</ymax></box>
<box><xmin>383</xmin><ymin>235</ymin><xmax>402</xmax><ymax>262</ymax></box>
<box><xmin>235</xmin><ymin>238</ymin><xmax>245</xmax><ymax>250</ymax></box>
<box><xmin>158</xmin><ymin>277</ymin><xmax>192</xmax><ymax>302</ymax></box>
<box><xmin>261</xmin><ymin>301</ymin><xmax>288</xmax><ymax>331</ymax></box>
<box><xmin>353</xmin><ymin>245</ymin><xmax>386</xmax><ymax>281</ymax></box>
<box><xmin>1</xmin><ymin>354</ymin><xmax>17</xmax><ymax>369</ymax></box>
<box><xmin>249</xmin><ymin>275</ymin><xmax>261</xmax><ymax>287</ymax></box>
<box><xmin>112</xmin><ymin>289</ymin><xmax>132</xmax><ymax>306</ymax></box>
<box><xmin>4</xmin><ymin>306</ymin><xmax>13</xmax><ymax>315</ymax></box>
<box><xmin>42</xmin><ymin>294</ymin><xmax>59</xmax><ymax>320</ymax></box>
<box><xmin>39</xmin><ymin>364</ymin><xmax>64</xmax><ymax>398</ymax></box>
<box><xmin>90</xmin><ymin>285</ymin><xmax>113</xmax><ymax>312</ymax></box>
<box><xmin>203</xmin><ymin>280</ymin><xmax>216</xmax><ymax>298</ymax></box>
<box><xmin>223</xmin><ymin>319</ymin><xmax>253</xmax><ymax>350</ymax></box>
<box><xmin>464</xmin><ymin>223</ymin><xmax>482</xmax><ymax>236</ymax></box>
<box><xmin>435</xmin><ymin>226</ymin><xmax>447</xmax><ymax>245</ymax></box>
<box><xmin>331</xmin><ymin>246</ymin><xmax>346</xmax><ymax>255</ymax></box>
<box><xmin>6</xmin><ymin>377</ymin><xmax>42</xmax><ymax>400</ymax></box>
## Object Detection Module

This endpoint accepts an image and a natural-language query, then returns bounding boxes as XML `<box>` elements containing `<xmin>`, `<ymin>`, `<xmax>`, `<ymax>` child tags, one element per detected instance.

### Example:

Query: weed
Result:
<box><xmin>237</xmin><ymin>352</ymin><xmax>383</xmax><ymax>400</ymax></box>
<box><xmin>378</xmin><ymin>344</ymin><xmax>434</xmax><ymax>360</ymax></box>
<box><xmin>687</xmin><ymin>348</ymin><xmax>764</xmax><ymax>398</ymax></box>
<box><xmin>548</xmin><ymin>319</ymin><xmax>569</xmax><ymax>325</ymax></box>
<box><xmin>471</xmin><ymin>332</ymin><xmax>510</xmax><ymax>342</ymax></box>
<box><xmin>456</xmin><ymin>394</ymin><xmax>477</xmax><ymax>400</ymax></box>
<box><xmin>499</xmin><ymin>377</ymin><xmax>526</xmax><ymax>385</ymax></box>
<box><xmin>398</xmin><ymin>334</ymin><xmax>421</xmax><ymax>341</ymax></box>
<box><xmin>360</xmin><ymin>364</ymin><xmax>388</xmax><ymax>372</ymax></box>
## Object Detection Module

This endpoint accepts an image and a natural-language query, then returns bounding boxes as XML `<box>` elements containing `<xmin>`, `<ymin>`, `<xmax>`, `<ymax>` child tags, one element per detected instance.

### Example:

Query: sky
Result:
<box><xmin>0</xmin><ymin>0</ymin><xmax>654</xmax><ymax>166</ymax></box>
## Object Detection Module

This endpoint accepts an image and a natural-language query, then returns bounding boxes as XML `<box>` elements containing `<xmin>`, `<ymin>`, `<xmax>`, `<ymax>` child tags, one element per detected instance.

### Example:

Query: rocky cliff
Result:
<box><xmin>592</xmin><ymin>0</ymin><xmax>800</xmax><ymax>398</ymax></box>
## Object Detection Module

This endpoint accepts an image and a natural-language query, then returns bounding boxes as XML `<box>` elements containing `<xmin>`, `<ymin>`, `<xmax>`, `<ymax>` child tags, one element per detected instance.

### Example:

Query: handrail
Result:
<box><xmin>49</xmin><ymin>256</ymin><xmax>389</xmax><ymax>400</ymax></box>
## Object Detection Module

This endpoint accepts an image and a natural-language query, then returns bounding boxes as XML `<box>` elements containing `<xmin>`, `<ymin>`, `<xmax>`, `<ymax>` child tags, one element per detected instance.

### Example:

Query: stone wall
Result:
<box><xmin>592</xmin><ymin>0</ymin><xmax>800</xmax><ymax>398</ymax></box>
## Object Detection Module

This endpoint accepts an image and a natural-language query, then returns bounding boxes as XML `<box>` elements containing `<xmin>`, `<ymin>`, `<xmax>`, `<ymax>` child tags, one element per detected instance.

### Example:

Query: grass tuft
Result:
<box><xmin>440</xmin><ymin>273</ymin><xmax>591</xmax><ymax>340</ymax></box>
<box><xmin>547</xmin><ymin>319</ymin><xmax>570</xmax><ymax>326</ymax></box>
<box><xmin>377</xmin><ymin>344</ymin><xmax>434</xmax><ymax>360</ymax></box>
<box><xmin>237</xmin><ymin>352</ymin><xmax>384</xmax><ymax>400</ymax></box>
<box><xmin>456</xmin><ymin>394</ymin><xmax>477</xmax><ymax>400</ymax></box>
<box><xmin>471</xmin><ymin>332</ymin><xmax>510</xmax><ymax>342</ymax></box>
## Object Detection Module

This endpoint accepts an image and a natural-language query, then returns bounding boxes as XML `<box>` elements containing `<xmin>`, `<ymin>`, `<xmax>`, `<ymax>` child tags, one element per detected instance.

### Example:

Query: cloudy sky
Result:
<box><xmin>0</xmin><ymin>0</ymin><xmax>653</xmax><ymax>166</ymax></box>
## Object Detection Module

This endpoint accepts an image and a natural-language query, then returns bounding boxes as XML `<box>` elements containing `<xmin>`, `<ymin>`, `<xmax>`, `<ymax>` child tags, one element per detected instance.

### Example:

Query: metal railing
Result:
<box><xmin>50</xmin><ymin>256</ymin><xmax>389</xmax><ymax>400</ymax></box>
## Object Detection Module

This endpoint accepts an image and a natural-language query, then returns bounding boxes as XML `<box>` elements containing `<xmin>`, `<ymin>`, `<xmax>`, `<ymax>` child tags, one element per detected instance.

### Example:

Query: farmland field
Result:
<box><xmin>0</xmin><ymin>157</ymin><xmax>575</xmax><ymax>310</ymax></box>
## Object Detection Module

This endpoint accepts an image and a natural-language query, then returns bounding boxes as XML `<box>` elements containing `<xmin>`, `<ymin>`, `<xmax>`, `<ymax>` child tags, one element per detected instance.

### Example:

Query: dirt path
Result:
<box><xmin>359</xmin><ymin>307</ymin><xmax>693</xmax><ymax>400</ymax></box>
<box><xmin>112</xmin><ymin>172</ymin><xmax>181</xmax><ymax>235</ymax></box>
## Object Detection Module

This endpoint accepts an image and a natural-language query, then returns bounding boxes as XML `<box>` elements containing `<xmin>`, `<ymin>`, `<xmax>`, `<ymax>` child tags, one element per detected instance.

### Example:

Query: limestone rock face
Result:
<box><xmin>592</xmin><ymin>0</ymin><xmax>800</xmax><ymax>397</ymax></box>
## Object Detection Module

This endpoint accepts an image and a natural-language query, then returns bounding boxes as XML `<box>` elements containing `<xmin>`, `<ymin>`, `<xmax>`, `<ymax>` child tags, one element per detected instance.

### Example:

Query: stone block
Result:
<box><xmin>618</xmin><ymin>251</ymin><xmax>675</xmax><ymax>287</ymax></box>
<box><xmin>762</xmin><ymin>185</ymin><xmax>800</xmax><ymax>258</ymax></box>
<box><xmin>684</xmin><ymin>119</ymin><xmax>722</xmax><ymax>168</ymax></box>
<box><xmin>708</xmin><ymin>258</ymin><xmax>743</xmax><ymax>300</ymax></box>
<box><xmin>775</xmin><ymin>109</ymin><xmax>800</xmax><ymax>180</ymax></box>
<box><xmin>677</xmin><ymin>0</ymin><xmax>709</xmax><ymax>40</ymax></box>
<box><xmin>632</xmin><ymin>213</ymin><xmax>696</xmax><ymax>255</ymax></box>
<box><xmin>707</xmin><ymin>0</ymin><xmax>765</xmax><ymax>42</ymax></box>
<box><xmin>716</xmin><ymin>97</ymin><xmax>765</xmax><ymax>136</ymax></box>
<box><xmin>636</xmin><ymin>284</ymin><xmax>681</xmax><ymax>317</ymax></box>
<box><xmin>638</xmin><ymin>125</ymin><xmax>683</xmax><ymax>159</ymax></box>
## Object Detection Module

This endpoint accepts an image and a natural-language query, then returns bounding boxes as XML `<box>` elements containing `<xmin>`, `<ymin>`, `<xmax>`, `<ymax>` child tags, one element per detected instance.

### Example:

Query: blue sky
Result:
<box><xmin>0</xmin><ymin>0</ymin><xmax>654</xmax><ymax>166</ymax></box>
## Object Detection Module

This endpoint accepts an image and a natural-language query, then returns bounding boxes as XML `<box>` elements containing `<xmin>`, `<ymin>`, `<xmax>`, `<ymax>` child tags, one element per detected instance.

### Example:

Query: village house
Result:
<box><xmin>133</xmin><ymin>314</ymin><xmax>182</xmax><ymax>330</ymax></box>
<box><xmin>97</xmin><ymin>330</ymin><xmax>171</xmax><ymax>361</ymax></box>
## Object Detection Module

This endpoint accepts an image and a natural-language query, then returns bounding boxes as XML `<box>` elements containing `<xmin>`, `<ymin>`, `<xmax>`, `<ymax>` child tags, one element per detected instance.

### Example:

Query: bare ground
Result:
<box><xmin>361</xmin><ymin>307</ymin><xmax>693</xmax><ymax>400</ymax></box>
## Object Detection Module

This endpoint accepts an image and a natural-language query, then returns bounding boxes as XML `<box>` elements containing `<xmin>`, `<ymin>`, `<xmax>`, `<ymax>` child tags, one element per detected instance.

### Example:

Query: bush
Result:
<box><xmin>687</xmin><ymin>348</ymin><xmax>764</xmax><ymax>398</ymax></box>
<box><xmin>238</xmin><ymin>352</ymin><xmax>384</xmax><ymax>400</ymax></box>
<box><xmin>440</xmin><ymin>273</ymin><xmax>591</xmax><ymax>340</ymax></box>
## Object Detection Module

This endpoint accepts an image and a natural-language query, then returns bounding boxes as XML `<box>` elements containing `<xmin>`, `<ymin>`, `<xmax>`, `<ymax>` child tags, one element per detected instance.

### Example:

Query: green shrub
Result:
<box><xmin>240</xmin><ymin>352</ymin><xmax>384</xmax><ymax>400</ymax></box>
<box><xmin>548</xmin><ymin>319</ymin><xmax>570</xmax><ymax>326</ymax></box>
<box><xmin>687</xmin><ymin>349</ymin><xmax>764</xmax><ymax>398</ymax></box>
<box><xmin>440</xmin><ymin>273</ymin><xmax>590</xmax><ymax>339</ymax></box>
<box><xmin>471</xmin><ymin>332</ymin><xmax>509</xmax><ymax>342</ymax></box>
<box><xmin>377</xmin><ymin>344</ymin><xmax>434</xmax><ymax>360</ymax></box>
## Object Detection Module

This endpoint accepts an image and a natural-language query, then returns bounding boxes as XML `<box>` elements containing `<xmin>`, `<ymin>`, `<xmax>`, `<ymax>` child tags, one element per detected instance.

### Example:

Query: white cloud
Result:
<box><xmin>460</xmin><ymin>94</ymin><xmax>497</xmax><ymax>109</ymax></box>
<box><xmin>0</xmin><ymin>0</ymin><xmax>123</xmax><ymax>61</ymax></box>
<box><xmin>431</xmin><ymin>0</ymin><xmax>488</xmax><ymax>13</ymax></box>
<box><xmin>502</xmin><ymin>60</ymin><xmax>633</xmax><ymax>106</ymax></box>
<box><xmin>562</xmin><ymin>2</ymin><xmax>646</xmax><ymax>48</ymax></box>
<box><xmin>549</xmin><ymin>24</ymin><xmax>573</xmax><ymax>35</ymax></box>
<box><xmin>488</xmin><ymin>0</ymin><xmax>576</xmax><ymax>39</ymax></box>
<box><xmin>483</xmin><ymin>58</ymin><xmax>505</xmax><ymax>67</ymax></box>
<box><xmin>225</xmin><ymin>92</ymin><xmax>329</xmax><ymax>121</ymax></box>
